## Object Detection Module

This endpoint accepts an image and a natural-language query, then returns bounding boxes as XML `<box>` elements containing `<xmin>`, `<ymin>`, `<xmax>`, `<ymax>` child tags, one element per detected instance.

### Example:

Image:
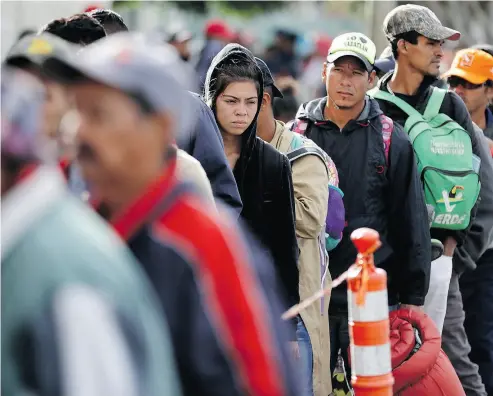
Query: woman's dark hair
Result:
<box><xmin>208</xmin><ymin>59</ymin><xmax>261</xmax><ymax>111</ymax></box>
<box><xmin>391</xmin><ymin>31</ymin><xmax>420</xmax><ymax>59</ymax></box>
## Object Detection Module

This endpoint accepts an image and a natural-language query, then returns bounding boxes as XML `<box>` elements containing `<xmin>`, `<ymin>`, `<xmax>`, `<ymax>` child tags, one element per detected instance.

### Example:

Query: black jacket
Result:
<box><xmin>177</xmin><ymin>92</ymin><xmax>243</xmax><ymax>217</ymax></box>
<box><xmin>454</xmin><ymin>123</ymin><xmax>493</xmax><ymax>271</ymax></box>
<box><xmin>204</xmin><ymin>44</ymin><xmax>300</xmax><ymax>320</ymax></box>
<box><xmin>375</xmin><ymin>73</ymin><xmax>486</xmax><ymax>273</ymax></box>
<box><xmin>295</xmin><ymin>97</ymin><xmax>431</xmax><ymax>309</ymax></box>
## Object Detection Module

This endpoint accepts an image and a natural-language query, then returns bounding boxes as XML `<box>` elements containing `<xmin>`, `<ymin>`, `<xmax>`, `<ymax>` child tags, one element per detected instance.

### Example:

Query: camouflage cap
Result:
<box><xmin>383</xmin><ymin>4</ymin><xmax>460</xmax><ymax>42</ymax></box>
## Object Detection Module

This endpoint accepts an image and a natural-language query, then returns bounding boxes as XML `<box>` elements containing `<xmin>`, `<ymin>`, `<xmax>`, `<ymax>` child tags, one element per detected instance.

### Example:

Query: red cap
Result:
<box><xmin>315</xmin><ymin>35</ymin><xmax>333</xmax><ymax>57</ymax></box>
<box><xmin>204</xmin><ymin>19</ymin><xmax>234</xmax><ymax>40</ymax></box>
<box><xmin>84</xmin><ymin>5</ymin><xmax>100</xmax><ymax>13</ymax></box>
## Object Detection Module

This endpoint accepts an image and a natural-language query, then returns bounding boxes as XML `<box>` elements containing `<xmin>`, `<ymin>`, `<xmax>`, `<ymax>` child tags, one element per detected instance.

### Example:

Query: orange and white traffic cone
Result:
<box><xmin>348</xmin><ymin>228</ymin><xmax>394</xmax><ymax>396</ymax></box>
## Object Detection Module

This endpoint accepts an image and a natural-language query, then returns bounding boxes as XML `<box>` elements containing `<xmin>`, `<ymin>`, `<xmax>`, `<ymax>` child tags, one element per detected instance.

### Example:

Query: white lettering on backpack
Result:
<box><xmin>434</xmin><ymin>213</ymin><xmax>466</xmax><ymax>225</ymax></box>
<box><xmin>430</xmin><ymin>140</ymin><xmax>465</xmax><ymax>155</ymax></box>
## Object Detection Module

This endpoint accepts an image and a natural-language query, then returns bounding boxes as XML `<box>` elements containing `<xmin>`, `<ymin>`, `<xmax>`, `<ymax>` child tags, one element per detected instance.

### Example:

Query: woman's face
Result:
<box><xmin>215</xmin><ymin>81</ymin><xmax>258</xmax><ymax>136</ymax></box>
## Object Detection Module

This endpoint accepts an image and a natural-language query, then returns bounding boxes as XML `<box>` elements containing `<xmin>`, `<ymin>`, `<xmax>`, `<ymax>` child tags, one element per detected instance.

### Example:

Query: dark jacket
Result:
<box><xmin>483</xmin><ymin>108</ymin><xmax>493</xmax><ymax>140</ymax></box>
<box><xmin>177</xmin><ymin>92</ymin><xmax>243</xmax><ymax>218</ymax></box>
<box><xmin>375</xmin><ymin>73</ymin><xmax>486</xmax><ymax>273</ymax></box>
<box><xmin>105</xmin><ymin>160</ymin><xmax>300</xmax><ymax>396</ymax></box>
<box><xmin>454</xmin><ymin>123</ymin><xmax>493</xmax><ymax>270</ymax></box>
<box><xmin>195</xmin><ymin>39</ymin><xmax>225</xmax><ymax>91</ymax></box>
<box><xmin>203</xmin><ymin>44</ymin><xmax>300</xmax><ymax>318</ymax></box>
<box><xmin>295</xmin><ymin>96</ymin><xmax>431</xmax><ymax>309</ymax></box>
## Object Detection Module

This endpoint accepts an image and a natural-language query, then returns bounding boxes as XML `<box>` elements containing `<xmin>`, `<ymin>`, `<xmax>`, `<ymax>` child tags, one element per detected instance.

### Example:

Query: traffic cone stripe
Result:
<box><xmin>347</xmin><ymin>267</ymin><xmax>388</xmax><ymax>292</ymax></box>
<box><xmin>348</xmin><ymin>228</ymin><xmax>394</xmax><ymax>395</ymax></box>
<box><xmin>350</xmin><ymin>320</ymin><xmax>390</xmax><ymax>346</ymax></box>
<box><xmin>348</xmin><ymin>289</ymin><xmax>390</xmax><ymax>322</ymax></box>
<box><xmin>350</xmin><ymin>344</ymin><xmax>393</xmax><ymax>376</ymax></box>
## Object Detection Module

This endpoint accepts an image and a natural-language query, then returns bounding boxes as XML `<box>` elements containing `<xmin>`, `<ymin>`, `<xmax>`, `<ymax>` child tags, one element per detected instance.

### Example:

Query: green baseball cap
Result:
<box><xmin>327</xmin><ymin>32</ymin><xmax>377</xmax><ymax>72</ymax></box>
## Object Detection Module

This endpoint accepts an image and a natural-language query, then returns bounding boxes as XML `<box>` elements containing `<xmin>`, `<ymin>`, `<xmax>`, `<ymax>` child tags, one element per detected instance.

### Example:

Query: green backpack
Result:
<box><xmin>369</xmin><ymin>87</ymin><xmax>481</xmax><ymax>230</ymax></box>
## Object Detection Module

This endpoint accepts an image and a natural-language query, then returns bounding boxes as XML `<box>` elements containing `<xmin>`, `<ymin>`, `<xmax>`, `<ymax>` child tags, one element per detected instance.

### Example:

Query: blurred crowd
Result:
<box><xmin>2</xmin><ymin>4</ymin><xmax>493</xmax><ymax>396</ymax></box>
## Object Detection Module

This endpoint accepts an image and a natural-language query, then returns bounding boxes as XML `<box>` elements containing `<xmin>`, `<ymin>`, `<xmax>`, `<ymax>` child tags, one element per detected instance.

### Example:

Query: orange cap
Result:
<box><xmin>444</xmin><ymin>48</ymin><xmax>493</xmax><ymax>85</ymax></box>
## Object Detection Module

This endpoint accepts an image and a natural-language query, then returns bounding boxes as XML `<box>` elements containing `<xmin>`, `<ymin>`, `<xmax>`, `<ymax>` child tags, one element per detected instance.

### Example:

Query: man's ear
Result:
<box><xmin>261</xmin><ymin>91</ymin><xmax>272</xmax><ymax>109</ymax></box>
<box><xmin>368</xmin><ymin>70</ymin><xmax>377</xmax><ymax>87</ymax></box>
<box><xmin>397</xmin><ymin>39</ymin><xmax>408</xmax><ymax>57</ymax></box>
<box><xmin>322</xmin><ymin>62</ymin><xmax>328</xmax><ymax>82</ymax></box>
<box><xmin>486</xmin><ymin>85</ymin><xmax>493</xmax><ymax>103</ymax></box>
<box><xmin>151</xmin><ymin>112</ymin><xmax>175</xmax><ymax>149</ymax></box>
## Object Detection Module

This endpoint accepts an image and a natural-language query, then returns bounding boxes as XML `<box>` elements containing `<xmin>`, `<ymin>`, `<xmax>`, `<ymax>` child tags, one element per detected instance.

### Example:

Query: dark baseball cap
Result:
<box><xmin>254</xmin><ymin>57</ymin><xmax>283</xmax><ymax>98</ymax></box>
<box><xmin>383</xmin><ymin>4</ymin><xmax>460</xmax><ymax>42</ymax></box>
<box><xmin>471</xmin><ymin>44</ymin><xmax>493</xmax><ymax>57</ymax></box>
<box><xmin>374</xmin><ymin>46</ymin><xmax>395</xmax><ymax>75</ymax></box>
<box><xmin>168</xmin><ymin>29</ymin><xmax>194</xmax><ymax>43</ymax></box>
<box><xmin>42</xmin><ymin>32</ymin><xmax>196</xmax><ymax>136</ymax></box>
<box><xmin>5</xmin><ymin>32</ymin><xmax>78</xmax><ymax>70</ymax></box>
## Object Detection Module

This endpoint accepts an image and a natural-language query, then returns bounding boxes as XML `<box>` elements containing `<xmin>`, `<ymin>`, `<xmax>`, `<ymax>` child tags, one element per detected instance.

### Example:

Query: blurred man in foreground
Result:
<box><xmin>44</xmin><ymin>32</ymin><xmax>299</xmax><ymax>396</ymax></box>
<box><xmin>1</xmin><ymin>67</ymin><xmax>181</xmax><ymax>396</ymax></box>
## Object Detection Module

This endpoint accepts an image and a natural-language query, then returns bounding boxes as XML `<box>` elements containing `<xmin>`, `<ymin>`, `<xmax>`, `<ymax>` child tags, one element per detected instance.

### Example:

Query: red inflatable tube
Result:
<box><xmin>349</xmin><ymin>308</ymin><xmax>465</xmax><ymax>395</ymax></box>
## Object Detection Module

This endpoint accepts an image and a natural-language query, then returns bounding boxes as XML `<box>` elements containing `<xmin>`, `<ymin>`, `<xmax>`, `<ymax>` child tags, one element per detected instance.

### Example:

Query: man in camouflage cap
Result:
<box><xmin>383</xmin><ymin>4</ymin><xmax>460</xmax><ymax>43</ymax></box>
<box><xmin>371</xmin><ymin>4</ymin><xmax>491</xmax><ymax>395</ymax></box>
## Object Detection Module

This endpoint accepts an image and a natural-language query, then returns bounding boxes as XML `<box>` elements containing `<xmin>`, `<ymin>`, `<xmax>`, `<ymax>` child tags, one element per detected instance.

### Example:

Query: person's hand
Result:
<box><xmin>443</xmin><ymin>236</ymin><xmax>457</xmax><ymax>257</ymax></box>
<box><xmin>288</xmin><ymin>341</ymin><xmax>300</xmax><ymax>360</ymax></box>
<box><xmin>400</xmin><ymin>304</ymin><xmax>424</xmax><ymax>312</ymax></box>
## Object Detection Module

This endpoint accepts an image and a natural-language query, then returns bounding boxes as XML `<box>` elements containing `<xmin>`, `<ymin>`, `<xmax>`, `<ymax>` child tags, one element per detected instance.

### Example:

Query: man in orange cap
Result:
<box><xmin>444</xmin><ymin>48</ymin><xmax>493</xmax><ymax>137</ymax></box>
<box><xmin>444</xmin><ymin>48</ymin><xmax>493</xmax><ymax>395</ymax></box>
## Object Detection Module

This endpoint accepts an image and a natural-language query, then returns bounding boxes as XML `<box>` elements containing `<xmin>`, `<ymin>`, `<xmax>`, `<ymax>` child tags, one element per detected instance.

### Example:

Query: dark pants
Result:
<box><xmin>460</xmin><ymin>251</ymin><xmax>493</xmax><ymax>396</ymax></box>
<box><xmin>329</xmin><ymin>313</ymin><xmax>351</xmax><ymax>380</ymax></box>
<box><xmin>442</xmin><ymin>269</ymin><xmax>487</xmax><ymax>396</ymax></box>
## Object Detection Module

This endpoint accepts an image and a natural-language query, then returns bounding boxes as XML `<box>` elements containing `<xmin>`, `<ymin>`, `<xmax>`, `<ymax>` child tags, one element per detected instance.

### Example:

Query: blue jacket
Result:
<box><xmin>177</xmin><ymin>92</ymin><xmax>243</xmax><ymax>217</ymax></box>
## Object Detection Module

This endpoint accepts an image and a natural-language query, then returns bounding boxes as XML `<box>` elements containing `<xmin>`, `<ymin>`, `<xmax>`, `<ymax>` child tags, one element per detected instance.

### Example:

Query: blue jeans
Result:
<box><xmin>296</xmin><ymin>317</ymin><xmax>313</xmax><ymax>396</ymax></box>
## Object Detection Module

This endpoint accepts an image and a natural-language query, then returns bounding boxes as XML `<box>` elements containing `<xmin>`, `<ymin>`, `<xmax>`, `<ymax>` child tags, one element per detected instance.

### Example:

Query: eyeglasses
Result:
<box><xmin>447</xmin><ymin>76</ymin><xmax>485</xmax><ymax>90</ymax></box>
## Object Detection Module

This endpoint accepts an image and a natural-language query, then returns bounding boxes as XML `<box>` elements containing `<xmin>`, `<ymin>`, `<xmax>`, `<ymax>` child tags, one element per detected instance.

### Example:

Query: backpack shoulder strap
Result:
<box><xmin>261</xmin><ymin>141</ymin><xmax>284</xmax><ymax>198</ymax></box>
<box><xmin>286</xmin><ymin>146</ymin><xmax>328</xmax><ymax>169</ymax></box>
<box><xmin>370</xmin><ymin>88</ymin><xmax>422</xmax><ymax>118</ymax></box>
<box><xmin>423</xmin><ymin>87</ymin><xmax>447</xmax><ymax>119</ymax></box>
<box><xmin>290</xmin><ymin>118</ymin><xmax>311</xmax><ymax>136</ymax></box>
<box><xmin>380</xmin><ymin>114</ymin><xmax>394</xmax><ymax>165</ymax></box>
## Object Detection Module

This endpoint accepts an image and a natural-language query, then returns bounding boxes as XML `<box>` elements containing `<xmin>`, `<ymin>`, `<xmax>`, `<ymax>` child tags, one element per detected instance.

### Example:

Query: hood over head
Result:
<box><xmin>203</xmin><ymin>43</ymin><xmax>264</xmax><ymax>175</ymax></box>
